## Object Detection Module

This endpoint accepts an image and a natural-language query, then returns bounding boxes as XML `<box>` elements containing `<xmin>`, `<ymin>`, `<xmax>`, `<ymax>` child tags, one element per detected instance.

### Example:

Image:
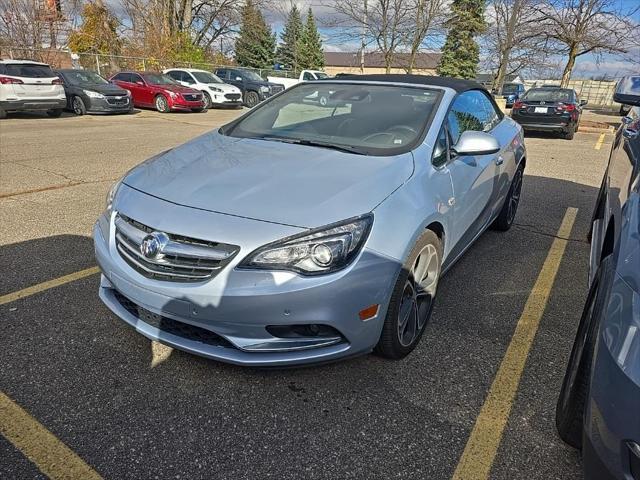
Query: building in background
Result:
<box><xmin>323</xmin><ymin>52</ymin><xmax>441</xmax><ymax>76</ymax></box>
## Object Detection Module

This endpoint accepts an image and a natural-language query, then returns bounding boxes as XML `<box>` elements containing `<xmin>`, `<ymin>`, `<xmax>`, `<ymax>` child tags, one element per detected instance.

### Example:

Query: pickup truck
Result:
<box><xmin>266</xmin><ymin>70</ymin><xmax>330</xmax><ymax>90</ymax></box>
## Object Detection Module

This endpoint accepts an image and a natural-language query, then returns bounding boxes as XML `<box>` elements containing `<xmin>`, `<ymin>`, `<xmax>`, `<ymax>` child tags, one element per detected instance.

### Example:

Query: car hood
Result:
<box><xmin>81</xmin><ymin>84</ymin><xmax>129</xmax><ymax>95</ymax></box>
<box><xmin>209</xmin><ymin>83</ymin><xmax>240</xmax><ymax>93</ymax></box>
<box><xmin>122</xmin><ymin>131</ymin><xmax>414</xmax><ymax>228</ymax></box>
<box><xmin>154</xmin><ymin>84</ymin><xmax>199</xmax><ymax>94</ymax></box>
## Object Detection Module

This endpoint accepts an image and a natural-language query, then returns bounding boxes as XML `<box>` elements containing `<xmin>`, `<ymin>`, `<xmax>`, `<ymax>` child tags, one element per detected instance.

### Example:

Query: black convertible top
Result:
<box><xmin>332</xmin><ymin>74</ymin><xmax>485</xmax><ymax>93</ymax></box>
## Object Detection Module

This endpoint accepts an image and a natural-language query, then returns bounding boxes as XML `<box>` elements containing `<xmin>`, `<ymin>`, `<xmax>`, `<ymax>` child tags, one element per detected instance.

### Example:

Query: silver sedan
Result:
<box><xmin>94</xmin><ymin>75</ymin><xmax>526</xmax><ymax>366</ymax></box>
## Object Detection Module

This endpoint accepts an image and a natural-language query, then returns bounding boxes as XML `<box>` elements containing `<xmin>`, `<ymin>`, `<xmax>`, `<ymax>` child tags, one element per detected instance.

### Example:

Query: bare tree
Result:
<box><xmin>535</xmin><ymin>0</ymin><xmax>639</xmax><ymax>86</ymax></box>
<box><xmin>405</xmin><ymin>0</ymin><xmax>446</xmax><ymax>73</ymax></box>
<box><xmin>328</xmin><ymin>0</ymin><xmax>411</xmax><ymax>73</ymax></box>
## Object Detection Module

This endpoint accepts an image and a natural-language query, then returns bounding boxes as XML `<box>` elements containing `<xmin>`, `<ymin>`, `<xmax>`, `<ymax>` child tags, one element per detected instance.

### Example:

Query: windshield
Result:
<box><xmin>193</xmin><ymin>71</ymin><xmax>223</xmax><ymax>84</ymax></box>
<box><xmin>239</xmin><ymin>70</ymin><xmax>264</xmax><ymax>82</ymax></box>
<box><xmin>143</xmin><ymin>73</ymin><xmax>178</xmax><ymax>85</ymax></box>
<box><xmin>501</xmin><ymin>84</ymin><xmax>519</xmax><ymax>94</ymax></box>
<box><xmin>522</xmin><ymin>88</ymin><xmax>573</xmax><ymax>103</ymax></box>
<box><xmin>62</xmin><ymin>70</ymin><xmax>108</xmax><ymax>85</ymax></box>
<box><xmin>224</xmin><ymin>83</ymin><xmax>441</xmax><ymax>155</ymax></box>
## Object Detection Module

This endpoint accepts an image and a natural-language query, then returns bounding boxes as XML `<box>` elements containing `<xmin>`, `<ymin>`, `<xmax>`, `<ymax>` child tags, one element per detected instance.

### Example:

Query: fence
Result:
<box><xmin>524</xmin><ymin>79</ymin><xmax>619</xmax><ymax>108</ymax></box>
<box><xmin>0</xmin><ymin>46</ymin><xmax>299</xmax><ymax>80</ymax></box>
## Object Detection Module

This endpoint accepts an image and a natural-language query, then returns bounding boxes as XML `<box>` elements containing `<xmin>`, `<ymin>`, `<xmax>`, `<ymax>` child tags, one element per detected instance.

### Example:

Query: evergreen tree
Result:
<box><xmin>277</xmin><ymin>5</ymin><xmax>304</xmax><ymax>70</ymax></box>
<box><xmin>235</xmin><ymin>0</ymin><xmax>276</xmax><ymax>69</ymax></box>
<box><xmin>299</xmin><ymin>8</ymin><xmax>324</xmax><ymax>70</ymax></box>
<box><xmin>436</xmin><ymin>0</ymin><xmax>486</xmax><ymax>79</ymax></box>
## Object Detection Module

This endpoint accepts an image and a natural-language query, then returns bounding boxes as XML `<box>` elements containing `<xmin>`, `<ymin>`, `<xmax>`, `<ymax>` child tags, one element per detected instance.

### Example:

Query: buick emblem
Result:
<box><xmin>540</xmin><ymin>101</ymin><xmax>546</xmax><ymax>105</ymax></box>
<box><xmin>140</xmin><ymin>232</ymin><xmax>168</xmax><ymax>259</ymax></box>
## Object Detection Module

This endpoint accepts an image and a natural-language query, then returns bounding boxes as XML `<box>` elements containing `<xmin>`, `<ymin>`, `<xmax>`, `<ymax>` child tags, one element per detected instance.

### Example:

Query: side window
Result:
<box><xmin>166</xmin><ymin>71</ymin><xmax>182</xmax><ymax>82</ymax></box>
<box><xmin>183</xmin><ymin>72</ymin><xmax>195</xmax><ymax>84</ymax></box>
<box><xmin>113</xmin><ymin>73</ymin><xmax>127</xmax><ymax>82</ymax></box>
<box><xmin>130</xmin><ymin>74</ymin><xmax>143</xmax><ymax>84</ymax></box>
<box><xmin>217</xmin><ymin>70</ymin><xmax>228</xmax><ymax>79</ymax></box>
<box><xmin>448</xmin><ymin>90</ymin><xmax>500</xmax><ymax>143</ymax></box>
<box><xmin>303</xmin><ymin>71</ymin><xmax>313</xmax><ymax>81</ymax></box>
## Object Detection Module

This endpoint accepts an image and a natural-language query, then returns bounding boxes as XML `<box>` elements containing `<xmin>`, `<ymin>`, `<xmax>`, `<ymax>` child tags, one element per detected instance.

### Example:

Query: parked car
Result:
<box><xmin>94</xmin><ymin>75</ymin><xmax>526</xmax><ymax>367</ymax></box>
<box><xmin>214</xmin><ymin>67</ymin><xmax>284</xmax><ymax>108</ymax></box>
<box><xmin>0</xmin><ymin>59</ymin><xmax>66</xmax><ymax>119</ymax></box>
<box><xmin>163</xmin><ymin>68</ymin><xmax>242</xmax><ymax>109</ymax></box>
<box><xmin>266</xmin><ymin>69</ymin><xmax>330</xmax><ymax>90</ymax></box>
<box><xmin>556</xmin><ymin>75</ymin><xmax>640</xmax><ymax>480</ymax></box>
<box><xmin>55</xmin><ymin>69</ymin><xmax>132</xmax><ymax>115</ymax></box>
<box><xmin>511</xmin><ymin>87</ymin><xmax>586</xmax><ymax>140</ymax></box>
<box><xmin>109</xmin><ymin>71</ymin><xmax>205</xmax><ymax>113</ymax></box>
<box><xmin>500</xmin><ymin>82</ymin><xmax>525</xmax><ymax>107</ymax></box>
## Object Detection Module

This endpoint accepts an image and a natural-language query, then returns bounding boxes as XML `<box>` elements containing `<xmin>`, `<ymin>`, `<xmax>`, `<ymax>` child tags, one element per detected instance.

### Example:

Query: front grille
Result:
<box><xmin>106</xmin><ymin>96</ymin><xmax>129</xmax><ymax>105</ymax></box>
<box><xmin>270</xmin><ymin>85</ymin><xmax>284</xmax><ymax>94</ymax></box>
<box><xmin>182</xmin><ymin>93</ymin><xmax>202</xmax><ymax>102</ymax></box>
<box><xmin>114</xmin><ymin>213</ymin><xmax>239</xmax><ymax>282</ymax></box>
<box><xmin>113</xmin><ymin>290</ymin><xmax>233</xmax><ymax>348</ymax></box>
<box><xmin>224</xmin><ymin>93</ymin><xmax>241</xmax><ymax>101</ymax></box>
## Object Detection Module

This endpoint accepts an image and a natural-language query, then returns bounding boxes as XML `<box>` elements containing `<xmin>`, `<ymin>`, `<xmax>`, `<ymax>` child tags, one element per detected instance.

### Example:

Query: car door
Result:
<box><xmin>226</xmin><ymin>70</ymin><xmax>245</xmax><ymax>91</ymax></box>
<box><xmin>440</xmin><ymin>90</ymin><xmax>506</xmax><ymax>259</ymax></box>
<box><xmin>129</xmin><ymin>73</ymin><xmax>150</xmax><ymax>105</ymax></box>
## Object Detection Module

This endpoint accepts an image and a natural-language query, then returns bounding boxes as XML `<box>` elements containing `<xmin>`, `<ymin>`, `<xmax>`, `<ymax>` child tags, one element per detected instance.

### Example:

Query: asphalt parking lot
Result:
<box><xmin>0</xmin><ymin>107</ymin><xmax>615</xmax><ymax>479</ymax></box>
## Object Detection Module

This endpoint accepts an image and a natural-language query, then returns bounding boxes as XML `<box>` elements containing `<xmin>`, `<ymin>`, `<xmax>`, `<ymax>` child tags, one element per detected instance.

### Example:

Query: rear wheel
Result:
<box><xmin>375</xmin><ymin>230</ymin><xmax>442</xmax><ymax>359</ymax></box>
<box><xmin>245</xmin><ymin>91</ymin><xmax>260</xmax><ymax>108</ymax></box>
<box><xmin>46</xmin><ymin>109</ymin><xmax>63</xmax><ymax>118</ymax></box>
<box><xmin>563</xmin><ymin>124</ymin><xmax>575</xmax><ymax>140</ymax></box>
<box><xmin>72</xmin><ymin>96</ymin><xmax>87</xmax><ymax>116</ymax></box>
<box><xmin>556</xmin><ymin>255</ymin><xmax>614</xmax><ymax>448</ymax></box>
<box><xmin>493</xmin><ymin>164</ymin><xmax>524</xmax><ymax>231</ymax></box>
<box><xmin>155</xmin><ymin>95</ymin><xmax>170</xmax><ymax>113</ymax></box>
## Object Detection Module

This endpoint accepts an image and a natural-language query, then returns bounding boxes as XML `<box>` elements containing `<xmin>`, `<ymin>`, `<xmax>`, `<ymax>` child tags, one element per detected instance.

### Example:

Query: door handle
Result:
<box><xmin>496</xmin><ymin>155</ymin><xmax>504</xmax><ymax>165</ymax></box>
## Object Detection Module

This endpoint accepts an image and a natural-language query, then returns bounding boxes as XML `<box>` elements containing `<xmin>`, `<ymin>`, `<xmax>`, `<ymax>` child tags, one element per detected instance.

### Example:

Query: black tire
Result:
<box><xmin>154</xmin><ymin>95</ymin><xmax>170</xmax><ymax>113</ymax></box>
<box><xmin>72</xmin><ymin>96</ymin><xmax>87</xmax><ymax>116</ymax></box>
<box><xmin>375</xmin><ymin>230</ymin><xmax>442</xmax><ymax>359</ymax></box>
<box><xmin>555</xmin><ymin>255</ymin><xmax>614</xmax><ymax>449</ymax></box>
<box><xmin>563</xmin><ymin>124</ymin><xmax>575</xmax><ymax>140</ymax></box>
<box><xmin>493</xmin><ymin>164</ymin><xmax>524</xmax><ymax>231</ymax></box>
<box><xmin>245</xmin><ymin>91</ymin><xmax>260</xmax><ymax>108</ymax></box>
<box><xmin>0</xmin><ymin>108</ymin><xmax>6</xmax><ymax>119</ymax></box>
<box><xmin>202</xmin><ymin>91</ymin><xmax>212</xmax><ymax>109</ymax></box>
<box><xmin>46</xmin><ymin>109</ymin><xmax>63</xmax><ymax>118</ymax></box>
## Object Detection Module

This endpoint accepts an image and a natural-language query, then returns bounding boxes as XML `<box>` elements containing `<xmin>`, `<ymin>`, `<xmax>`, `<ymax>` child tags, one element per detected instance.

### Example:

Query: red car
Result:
<box><xmin>109</xmin><ymin>71</ymin><xmax>205</xmax><ymax>113</ymax></box>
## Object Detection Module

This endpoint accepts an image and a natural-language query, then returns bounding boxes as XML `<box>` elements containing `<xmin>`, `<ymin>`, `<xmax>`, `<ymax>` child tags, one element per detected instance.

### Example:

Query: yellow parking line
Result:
<box><xmin>0</xmin><ymin>266</ymin><xmax>99</xmax><ymax>306</ymax></box>
<box><xmin>451</xmin><ymin>207</ymin><xmax>578</xmax><ymax>480</ymax></box>
<box><xmin>595</xmin><ymin>133</ymin><xmax>605</xmax><ymax>150</ymax></box>
<box><xmin>0</xmin><ymin>391</ymin><xmax>102</xmax><ymax>479</ymax></box>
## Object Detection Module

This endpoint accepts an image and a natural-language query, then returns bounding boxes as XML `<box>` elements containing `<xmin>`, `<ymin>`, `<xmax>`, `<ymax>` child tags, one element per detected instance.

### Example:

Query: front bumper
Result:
<box><xmin>169</xmin><ymin>97</ymin><xmax>204</xmax><ymax>111</ymax></box>
<box><xmin>1</xmin><ymin>98</ymin><xmax>66</xmax><ymax>112</ymax></box>
<box><xmin>93</xmin><ymin>189</ymin><xmax>399</xmax><ymax>366</ymax></box>
<box><xmin>86</xmin><ymin>96</ymin><xmax>132</xmax><ymax>114</ymax></box>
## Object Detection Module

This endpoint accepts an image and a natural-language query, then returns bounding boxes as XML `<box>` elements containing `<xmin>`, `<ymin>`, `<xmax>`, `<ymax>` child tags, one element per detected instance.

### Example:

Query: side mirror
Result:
<box><xmin>235</xmin><ymin>76</ymin><xmax>243</xmax><ymax>81</ymax></box>
<box><xmin>580</xmin><ymin>99</ymin><xmax>588</xmax><ymax>106</ymax></box>
<box><xmin>451</xmin><ymin>131</ymin><xmax>500</xmax><ymax>156</ymax></box>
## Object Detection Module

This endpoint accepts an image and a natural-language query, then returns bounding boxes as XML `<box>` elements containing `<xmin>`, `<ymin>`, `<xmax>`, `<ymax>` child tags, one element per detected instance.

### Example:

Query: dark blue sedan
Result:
<box><xmin>556</xmin><ymin>75</ymin><xmax>640</xmax><ymax>480</ymax></box>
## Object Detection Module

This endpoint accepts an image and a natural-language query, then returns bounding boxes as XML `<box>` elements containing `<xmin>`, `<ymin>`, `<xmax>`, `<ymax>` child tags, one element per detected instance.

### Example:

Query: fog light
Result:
<box><xmin>359</xmin><ymin>304</ymin><xmax>380</xmax><ymax>321</ymax></box>
<box><xmin>312</xmin><ymin>243</ymin><xmax>333</xmax><ymax>266</ymax></box>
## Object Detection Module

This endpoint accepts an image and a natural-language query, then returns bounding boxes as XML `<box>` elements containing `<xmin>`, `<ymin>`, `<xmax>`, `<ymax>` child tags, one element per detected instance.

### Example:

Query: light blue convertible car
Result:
<box><xmin>94</xmin><ymin>75</ymin><xmax>526</xmax><ymax>366</ymax></box>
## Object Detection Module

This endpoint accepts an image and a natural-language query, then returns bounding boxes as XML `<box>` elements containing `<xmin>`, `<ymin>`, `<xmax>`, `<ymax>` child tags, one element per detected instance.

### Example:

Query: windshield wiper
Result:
<box><xmin>256</xmin><ymin>135</ymin><xmax>365</xmax><ymax>155</ymax></box>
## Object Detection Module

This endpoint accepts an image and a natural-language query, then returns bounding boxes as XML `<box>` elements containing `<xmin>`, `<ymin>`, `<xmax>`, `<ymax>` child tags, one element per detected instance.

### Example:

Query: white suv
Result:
<box><xmin>163</xmin><ymin>68</ymin><xmax>243</xmax><ymax>109</ymax></box>
<box><xmin>0</xmin><ymin>59</ymin><xmax>66</xmax><ymax>118</ymax></box>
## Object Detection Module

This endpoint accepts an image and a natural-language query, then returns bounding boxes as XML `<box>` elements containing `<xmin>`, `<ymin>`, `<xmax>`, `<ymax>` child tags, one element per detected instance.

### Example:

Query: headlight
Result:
<box><xmin>260</xmin><ymin>85</ymin><xmax>270</xmax><ymax>93</ymax></box>
<box><xmin>168</xmin><ymin>91</ymin><xmax>178</xmax><ymax>98</ymax></box>
<box><xmin>83</xmin><ymin>90</ymin><xmax>105</xmax><ymax>99</ymax></box>
<box><xmin>105</xmin><ymin>179</ymin><xmax>122</xmax><ymax>214</ymax></box>
<box><xmin>210</xmin><ymin>86</ymin><xmax>223</xmax><ymax>93</ymax></box>
<box><xmin>239</xmin><ymin>214</ymin><xmax>373</xmax><ymax>275</ymax></box>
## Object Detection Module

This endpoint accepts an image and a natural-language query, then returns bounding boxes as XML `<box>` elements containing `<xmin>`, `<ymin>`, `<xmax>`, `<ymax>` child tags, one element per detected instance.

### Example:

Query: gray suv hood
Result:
<box><xmin>123</xmin><ymin>131</ymin><xmax>414</xmax><ymax>228</ymax></box>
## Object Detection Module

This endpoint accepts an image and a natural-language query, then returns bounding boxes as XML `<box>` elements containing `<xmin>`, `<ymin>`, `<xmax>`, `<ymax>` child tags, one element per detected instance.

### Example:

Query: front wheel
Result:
<box><xmin>375</xmin><ymin>230</ymin><xmax>442</xmax><ymax>360</ymax></box>
<box><xmin>202</xmin><ymin>91</ymin><xmax>212</xmax><ymax>109</ymax></box>
<box><xmin>155</xmin><ymin>95</ymin><xmax>170</xmax><ymax>113</ymax></box>
<box><xmin>72</xmin><ymin>96</ymin><xmax>87</xmax><ymax>116</ymax></box>
<box><xmin>556</xmin><ymin>255</ymin><xmax>614</xmax><ymax>449</ymax></box>
<box><xmin>493</xmin><ymin>164</ymin><xmax>524</xmax><ymax>231</ymax></box>
<box><xmin>245</xmin><ymin>91</ymin><xmax>260</xmax><ymax>108</ymax></box>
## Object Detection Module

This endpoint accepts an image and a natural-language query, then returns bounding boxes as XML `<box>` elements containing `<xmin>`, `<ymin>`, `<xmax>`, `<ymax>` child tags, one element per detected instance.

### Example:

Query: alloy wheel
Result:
<box><xmin>507</xmin><ymin>169</ymin><xmax>523</xmax><ymax>224</ymax></box>
<box><xmin>397</xmin><ymin>244</ymin><xmax>439</xmax><ymax>347</ymax></box>
<box><xmin>72</xmin><ymin>97</ymin><xmax>85</xmax><ymax>115</ymax></box>
<box><xmin>155</xmin><ymin>95</ymin><xmax>168</xmax><ymax>112</ymax></box>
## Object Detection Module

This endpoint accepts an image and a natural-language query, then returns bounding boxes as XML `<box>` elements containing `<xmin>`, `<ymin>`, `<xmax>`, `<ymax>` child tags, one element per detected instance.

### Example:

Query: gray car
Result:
<box><xmin>93</xmin><ymin>75</ymin><xmax>526</xmax><ymax>366</ymax></box>
<box><xmin>556</xmin><ymin>75</ymin><xmax>640</xmax><ymax>479</ymax></box>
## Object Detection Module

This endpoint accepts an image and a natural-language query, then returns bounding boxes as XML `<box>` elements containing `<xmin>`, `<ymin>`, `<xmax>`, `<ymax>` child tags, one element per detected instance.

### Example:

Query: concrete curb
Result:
<box><xmin>578</xmin><ymin>125</ymin><xmax>615</xmax><ymax>134</ymax></box>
